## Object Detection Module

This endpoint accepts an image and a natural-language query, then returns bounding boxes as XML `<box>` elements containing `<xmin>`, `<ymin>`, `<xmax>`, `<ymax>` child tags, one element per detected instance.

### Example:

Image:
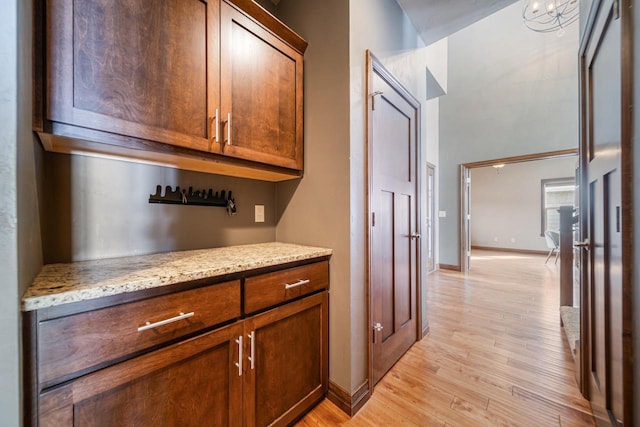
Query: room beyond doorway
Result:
<box><xmin>459</xmin><ymin>149</ymin><xmax>577</xmax><ymax>273</ymax></box>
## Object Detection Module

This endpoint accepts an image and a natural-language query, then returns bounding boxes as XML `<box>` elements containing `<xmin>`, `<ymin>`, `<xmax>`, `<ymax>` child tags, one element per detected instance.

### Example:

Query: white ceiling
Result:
<box><xmin>395</xmin><ymin>0</ymin><xmax>519</xmax><ymax>45</ymax></box>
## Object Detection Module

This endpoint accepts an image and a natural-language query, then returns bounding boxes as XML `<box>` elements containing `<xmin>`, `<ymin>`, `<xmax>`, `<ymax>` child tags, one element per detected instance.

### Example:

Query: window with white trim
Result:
<box><xmin>541</xmin><ymin>178</ymin><xmax>575</xmax><ymax>235</ymax></box>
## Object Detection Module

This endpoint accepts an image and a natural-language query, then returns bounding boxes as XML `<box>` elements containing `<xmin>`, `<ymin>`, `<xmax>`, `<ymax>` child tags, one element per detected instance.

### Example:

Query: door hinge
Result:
<box><xmin>372</xmin><ymin>212</ymin><xmax>376</xmax><ymax>227</ymax></box>
<box><xmin>467</xmin><ymin>214</ymin><xmax>471</xmax><ymax>220</ymax></box>
<box><xmin>371</xmin><ymin>91</ymin><xmax>383</xmax><ymax>110</ymax></box>
<box><xmin>466</xmin><ymin>177</ymin><xmax>471</xmax><ymax>184</ymax></box>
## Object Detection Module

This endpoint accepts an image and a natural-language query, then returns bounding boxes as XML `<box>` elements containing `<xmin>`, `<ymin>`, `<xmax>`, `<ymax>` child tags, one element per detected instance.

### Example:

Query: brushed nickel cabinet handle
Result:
<box><xmin>284</xmin><ymin>279</ymin><xmax>310</xmax><ymax>290</ymax></box>
<box><xmin>235</xmin><ymin>335</ymin><xmax>243</xmax><ymax>376</ymax></box>
<box><xmin>226</xmin><ymin>112</ymin><xmax>232</xmax><ymax>146</ymax></box>
<box><xmin>248</xmin><ymin>331</ymin><xmax>255</xmax><ymax>370</ymax></box>
<box><xmin>214</xmin><ymin>108</ymin><xmax>219</xmax><ymax>143</ymax></box>
<box><xmin>137</xmin><ymin>311</ymin><xmax>194</xmax><ymax>332</ymax></box>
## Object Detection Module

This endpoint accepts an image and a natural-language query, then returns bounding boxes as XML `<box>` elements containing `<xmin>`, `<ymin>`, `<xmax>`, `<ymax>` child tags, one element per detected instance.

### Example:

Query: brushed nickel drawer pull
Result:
<box><xmin>284</xmin><ymin>279</ymin><xmax>310</xmax><ymax>290</ymax></box>
<box><xmin>137</xmin><ymin>311</ymin><xmax>195</xmax><ymax>332</ymax></box>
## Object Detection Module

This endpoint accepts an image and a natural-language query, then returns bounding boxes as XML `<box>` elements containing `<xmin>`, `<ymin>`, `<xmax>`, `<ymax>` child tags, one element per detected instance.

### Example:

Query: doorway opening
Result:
<box><xmin>459</xmin><ymin>149</ymin><xmax>578</xmax><ymax>272</ymax></box>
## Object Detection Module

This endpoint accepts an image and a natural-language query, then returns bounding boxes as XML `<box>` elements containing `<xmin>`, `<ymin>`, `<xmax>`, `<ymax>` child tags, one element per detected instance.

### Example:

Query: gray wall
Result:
<box><xmin>274</xmin><ymin>0</ymin><xmax>353</xmax><ymax>392</ymax></box>
<box><xmin>348</xmin><ymin>0</ymin><xmax>426</xmax><ymax>389</ymax></box>
<box><xmin>3</xmin><ymin>0</ymin><xmax>44</xmax><ymax>425</ymax></box>
<box><xmin>439</xmin><ymin>2</ymin><xmax>580</xmax><ymax>266</ymax></box>
<box><xmin>276</xmin><ymin>0</ymin><xmax>441</xmax><ymax>393</ymax></box>
<box><xmin>0</xmin><ymin>0</ymin><xmax>21</xmax><ymax>424</ymax></box>
<box><xmin>470</xmin><ymin>156</ymin><xmax>577</xmax><ymax>252</ymax></box>
<box><xmin>41</xmin><ymin>154</ymin><xmax>276</xmax><ymax>263</ymax></box>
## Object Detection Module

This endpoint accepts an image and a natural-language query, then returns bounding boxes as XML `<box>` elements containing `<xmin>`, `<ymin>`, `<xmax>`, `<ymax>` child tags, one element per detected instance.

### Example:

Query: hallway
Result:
<box><xmin>298</xmin><ymin>250</ymin><xmax>594</xmax><ymax>426</ymax></box>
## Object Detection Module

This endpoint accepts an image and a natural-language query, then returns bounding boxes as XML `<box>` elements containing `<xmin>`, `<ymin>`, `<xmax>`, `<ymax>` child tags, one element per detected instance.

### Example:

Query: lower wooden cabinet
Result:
<box><xmin>244</xmin><ymin>292</ymin><xmax>328</xmax><ymax>426</ymax></box>
<box><xmin>38</xmin><ymin>323</ymin><xmax>244</xmax><ymax>427</ymax></box>
<box><xmin>27</xmin><ymin>263</ymin><xmax>329</xmax><ymax>427</ymax></box>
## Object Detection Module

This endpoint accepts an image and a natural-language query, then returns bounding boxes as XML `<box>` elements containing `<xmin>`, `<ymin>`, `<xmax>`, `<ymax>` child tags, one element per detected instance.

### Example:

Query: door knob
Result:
<box><xmin>410</xmin><ymin>233</ymin><xmax>421</xmax><ymax>240</ymax></box>
<box><xmin>373</xmin><ymin>322</ymin><xmax>383</xmax><ymax>332</ymax></box>
<box><xmin>574</xmin><ymin>239</ymin><xmax>590</xmax><ymax>249</ymax></box>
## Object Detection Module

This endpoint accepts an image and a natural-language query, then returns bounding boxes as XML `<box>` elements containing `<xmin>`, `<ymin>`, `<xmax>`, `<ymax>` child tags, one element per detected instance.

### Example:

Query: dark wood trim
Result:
<box><xmin>459</xmin><ymin>149</ymin><xmax>579</xmax><ymax>273</ymax></box>
<box><xmin>426</xmin><ymin>163</ymin><xmax>436</xmax><ymax>274</ymax></box>
<box><xmin>471</xmin><ymin>246</ymin><xmax>548</xmax><ymax>256</ymax></box>
<box><xmin>365</xmin><ymin>49</ymin><xmax>374</xmax><ymax>402</ymax></box>
<box><xmin>460</xmin><ymin>165</ymin><xmax>470</xmax><ymax>272</ymax></box>
<box><xmin>437</xmin><ymin>264</ymin><xmax>461</xmax><ymax>272</ymax></box>
<box><xmin>365</xmin><ymin>50</ymin><xmax>422</xmax><ymax>399</ymax></box>
<box><xmin>462</xmin><ymin>148</ymin><xmax>579</xmax><ymax>169</ymax></box>
<box><xmin>619</xmin><ymin>0</ymin><xmax>634</xmax><ymax>424</ymax></box>
<box><xmin>38</xmin><ymin>130</ymin><xmax>302</xmax><ymax>182</ymax></box>
<box><xmin>422</xmin><ymin>323</ymin><xmax>430</xmax><ymax>338</ymax></box>
<box><xmin>22</xmin><ymin>311</ymin><xmax>38</xmax><ymax>427</ymax></box>
<box><xmin>577</xmin><ymin>1</ymin><xmax>591</xmax><ymax>399</ymax></box>
<box><xmin>32</xmin><ymin>0</ymin><xmax>45</xmax><ymax>132</ymax></box>
<box><xmin>326</xmin><ymin>380</ymin><xmax>370</xmax><ymax>417</ymax></box>
<box><xmin>225</xmin><ymin>0</ymin><xmax>307</xmax><ymax>53</ymax></box>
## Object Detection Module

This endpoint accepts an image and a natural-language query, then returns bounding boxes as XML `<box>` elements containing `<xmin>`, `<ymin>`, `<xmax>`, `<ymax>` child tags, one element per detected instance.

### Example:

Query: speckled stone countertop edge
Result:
<box><xmin>22</xmin><ymin>242</ymin><xmax>332</xmax><ymax>312</ymax></box>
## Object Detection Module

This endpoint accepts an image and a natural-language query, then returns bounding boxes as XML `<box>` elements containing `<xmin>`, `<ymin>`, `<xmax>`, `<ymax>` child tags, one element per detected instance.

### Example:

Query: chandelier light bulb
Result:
<box><xmin>532</xmin><ymin>1</ymin><xmax>540</xmax><ymax>13</ymax></box>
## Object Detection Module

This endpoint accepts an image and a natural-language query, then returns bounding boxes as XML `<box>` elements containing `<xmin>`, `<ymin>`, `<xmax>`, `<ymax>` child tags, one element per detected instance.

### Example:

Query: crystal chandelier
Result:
<box><xmin>522</xmin><ymin>0</ymin><xmax>579</xmax><ymax>34</ymax></box>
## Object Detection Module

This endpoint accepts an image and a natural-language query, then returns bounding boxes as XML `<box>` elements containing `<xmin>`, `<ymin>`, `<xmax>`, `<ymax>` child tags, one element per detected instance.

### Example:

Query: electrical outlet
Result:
<box><xmin>255</xmin><ymin>205</ymin><xmax>265</xmax><ymax>223</ymax></box>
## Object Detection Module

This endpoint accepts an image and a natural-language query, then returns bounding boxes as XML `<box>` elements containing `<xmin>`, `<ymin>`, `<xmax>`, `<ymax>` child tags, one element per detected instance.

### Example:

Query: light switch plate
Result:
<box><xmin>255</xmin><ymin>205</ymin><xmax>265</xmax><ymax>223</ymax></box>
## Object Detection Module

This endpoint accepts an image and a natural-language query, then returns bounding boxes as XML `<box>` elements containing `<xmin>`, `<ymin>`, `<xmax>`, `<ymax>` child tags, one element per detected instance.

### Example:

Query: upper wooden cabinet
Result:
<box><xmin>218</xmin><ymin>2</ymin><xmax>303</xmax><ymax>170</ymax></box>
<box><xmin>35</xmin><ymin>0</ymin><xmax>307</xmax><ymax>181</ymax></box>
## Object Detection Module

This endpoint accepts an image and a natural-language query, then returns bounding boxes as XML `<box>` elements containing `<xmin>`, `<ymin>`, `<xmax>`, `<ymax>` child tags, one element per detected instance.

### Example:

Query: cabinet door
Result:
<box><xmin>38</xmin><ymin>323</ymin><xmax>243</xmax><ymax>427</ymax></box>
<box><xmin>243</xmin><ymin>292</ymin><xmax>328</xmax><ymax>426</ymax></box>
<box><xmin>219</xmin><ymin>2</ymin><xmax>303</xmax><ymax>170</ymax></box>
<box><xmin>46</xmin><ymin>0</ymin><xmax>219</xmax><ymax>153</ymax></box>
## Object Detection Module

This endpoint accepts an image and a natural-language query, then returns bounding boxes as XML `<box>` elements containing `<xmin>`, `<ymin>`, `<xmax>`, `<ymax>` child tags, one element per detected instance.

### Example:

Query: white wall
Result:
<box><xmin>470</xmin><ymin>156</ymin><xmax>577</xmax><ymax>252</ymax></box>
<box><xmin>439</xmin><ymin>1</ymin><xmax>579</xmax><ymax>267</ymax></box>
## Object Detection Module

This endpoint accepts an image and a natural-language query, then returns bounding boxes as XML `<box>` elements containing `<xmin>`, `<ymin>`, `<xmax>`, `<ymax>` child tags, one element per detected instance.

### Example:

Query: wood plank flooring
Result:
<box><xmin>297</xmin><ymin>250</ymin><xmax>594</xmax><ymax>426</ymax></box>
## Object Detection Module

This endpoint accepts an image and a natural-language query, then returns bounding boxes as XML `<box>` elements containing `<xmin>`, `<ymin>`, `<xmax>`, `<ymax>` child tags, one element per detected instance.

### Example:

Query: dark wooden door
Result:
<box><xmin>368</xmin><ymin>54</ymin><xmax>420</xmax><ymax>385</ymax></box>
<box><xmin>243</xmin><ymin>292</ymin><xmax>328</xmax><ymax>427</ymax></box>
<box><xmin>579</xmin><ymin>0</ymin><xmax>631</xmax><ymax>424</ymax></box>
<box><xmin>219</xmin><ymin>1</ymin><xmax>303</xmax><ymax>170</ymax></box>
<box><xmin>46</xmin><ymin>0</ymin><xmax>219</xmax><ymax>153</ymax></box>
<box><xmin>38</xmin><ymin>323</ymin><xmax>243</xmax><ymax>426</ymax></box>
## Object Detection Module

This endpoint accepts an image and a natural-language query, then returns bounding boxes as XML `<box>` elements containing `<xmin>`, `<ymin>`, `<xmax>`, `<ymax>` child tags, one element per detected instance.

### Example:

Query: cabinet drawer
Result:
<box><xmin>244</xmin><ymin>261</ymin><xmax>328</xmax><ymax>314</ymax></box>
<box><xmin>39</xmin><ymin>280</ymin><xmax>241</xmax><ymax>386</ymax></box>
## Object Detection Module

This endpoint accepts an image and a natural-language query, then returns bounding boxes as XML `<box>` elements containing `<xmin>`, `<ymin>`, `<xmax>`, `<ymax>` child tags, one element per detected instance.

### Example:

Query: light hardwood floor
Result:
<box><xmin>297</xmin><ymin>250</ymin><xmax>594</xmax><ymax>426</ymax></box>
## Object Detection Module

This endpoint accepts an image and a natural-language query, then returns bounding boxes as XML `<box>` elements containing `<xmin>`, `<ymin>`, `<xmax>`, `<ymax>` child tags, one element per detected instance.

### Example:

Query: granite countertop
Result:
<box><xmin>22</xmin><ymin>242</ymin><xmax>332</xmax><ymax>312</ymax></box>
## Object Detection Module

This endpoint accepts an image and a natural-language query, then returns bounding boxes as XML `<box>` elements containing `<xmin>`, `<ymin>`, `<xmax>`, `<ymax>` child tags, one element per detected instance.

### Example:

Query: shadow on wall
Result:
<box><xmin>40</xmin><ymin>152</ymin><xmax>278</xmax><ymax>263</ymax></box>
<box><xmin>274</xmin><ymin>178</ymin><xmax>302</xmax><ymax>224</ymax></box>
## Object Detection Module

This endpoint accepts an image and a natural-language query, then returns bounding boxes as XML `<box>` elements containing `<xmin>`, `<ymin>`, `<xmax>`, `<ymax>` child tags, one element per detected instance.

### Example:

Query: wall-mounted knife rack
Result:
<box><xmin>149</xmin><ymin>185</ymin><xmax>236</xmax><ymax>214</ymax></box>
